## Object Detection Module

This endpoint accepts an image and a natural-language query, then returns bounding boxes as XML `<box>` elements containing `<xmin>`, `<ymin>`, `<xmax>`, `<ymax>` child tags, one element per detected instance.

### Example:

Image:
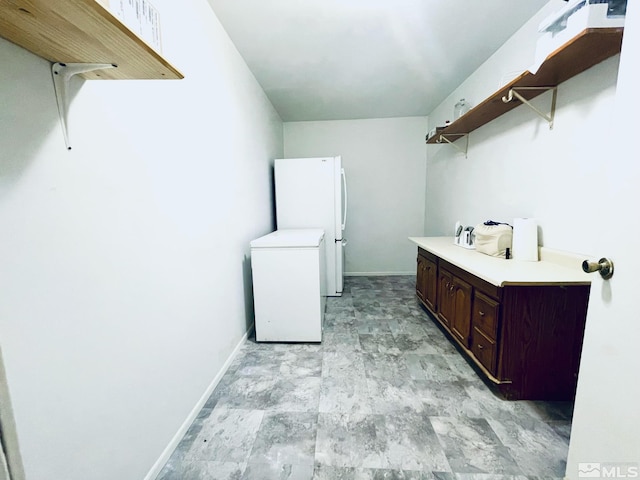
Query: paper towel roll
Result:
<box><xmin>513</xmin><ymin>218</ymin><xmax>539</xmax><ymax>261</ymax></box>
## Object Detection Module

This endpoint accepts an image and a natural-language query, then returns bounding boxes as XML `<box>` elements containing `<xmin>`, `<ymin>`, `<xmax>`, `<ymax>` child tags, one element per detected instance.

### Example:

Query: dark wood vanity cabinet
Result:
<box><xmin>414</xmin><ymin>247</ymin><xmax>590</xmax><ymax>400</ymax></box>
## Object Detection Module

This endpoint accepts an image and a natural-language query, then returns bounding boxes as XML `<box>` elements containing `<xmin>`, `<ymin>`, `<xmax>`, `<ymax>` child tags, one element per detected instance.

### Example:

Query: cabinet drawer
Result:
<box><xmin>472</xmin><ymin>327</ymin><xmax>497</xmax><ymax>374</ymax></box>
<box><xmin>472</xmin><ymin>291</ymin><xmax>499</xmax><ymax>339</ymax></box>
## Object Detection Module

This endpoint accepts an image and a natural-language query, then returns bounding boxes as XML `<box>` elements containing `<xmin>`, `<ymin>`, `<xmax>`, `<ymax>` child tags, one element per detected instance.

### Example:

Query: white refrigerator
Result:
<box><xmin>274</xmin><ymin>156</ymin><xmax>347</xmax><ymax>296</ymax></box>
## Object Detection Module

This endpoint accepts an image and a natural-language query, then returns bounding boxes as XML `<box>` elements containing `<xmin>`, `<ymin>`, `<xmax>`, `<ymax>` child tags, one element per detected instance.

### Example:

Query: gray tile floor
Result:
<box><xmin>158</xmin><ymin>276</ymin><xmax>573</xmax><ymax>480</ymax></box>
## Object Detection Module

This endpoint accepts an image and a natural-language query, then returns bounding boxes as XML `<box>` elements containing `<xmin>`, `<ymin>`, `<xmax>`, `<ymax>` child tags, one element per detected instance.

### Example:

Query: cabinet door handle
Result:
<box><xmin>477</xmin><ymin>343</ymin><xmax>485</xmax><ymax>350</ymax></box>
<box><xmin>478</xmin><ymin>311</ymin><xmax>485</xmax><ymax>317</ymax></box>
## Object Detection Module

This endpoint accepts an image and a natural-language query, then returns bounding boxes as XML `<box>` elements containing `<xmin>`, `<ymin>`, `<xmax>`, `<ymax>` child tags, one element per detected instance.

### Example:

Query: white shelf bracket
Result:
<box><xmin>501</xmin><ymin>86</ymin><xmax>558</xmax><ymax>129</ymax></box>
<box><xmin>52</xmin><ymin>62</ymin><xmax>117</xmax><ymax>150</ymax></box>
<box><xmin>437</xmin><ymin>134</ymin><xmax>469</xmax><ymax>158</ymax></box>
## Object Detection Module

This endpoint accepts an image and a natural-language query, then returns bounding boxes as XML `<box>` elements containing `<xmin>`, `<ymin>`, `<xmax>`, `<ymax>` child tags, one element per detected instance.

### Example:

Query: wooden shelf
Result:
<box><xmin>426</xmin><ymin>28</ymin><xmax>623</xmax><ymax>144</ymax></box>
<box><xmin>0</xmin><ymin>0</ymin><xmax>183</xmax><ymax>80</ymax></box>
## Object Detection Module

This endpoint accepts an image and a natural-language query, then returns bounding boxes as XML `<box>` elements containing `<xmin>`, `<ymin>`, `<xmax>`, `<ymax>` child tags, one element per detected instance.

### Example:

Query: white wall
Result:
<box><xmin>566</xmin><ymin>0</ymin><xmax>640</xmax><ymax>475</ymax></box>
<box><xmin>284</xmin><ymin>117</ymin><xmax>428</xmax><ymax>275</ymax></box>
<box><xmin>0</xmin><ymin>0</ymin><xmax>283</xmax><ymax>479</ymax></box>
<box><xmin>425</xmin><ymin>0</ymin><xmax>640</xmax><ymax>475</ymax></box>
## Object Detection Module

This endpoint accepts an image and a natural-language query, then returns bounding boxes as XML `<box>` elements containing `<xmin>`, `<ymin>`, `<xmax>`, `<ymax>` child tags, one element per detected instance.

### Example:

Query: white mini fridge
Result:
<box><xmin>250</xmin><ymin>229</ymin><xmax>326</xmax><ymax>342</ymax></box>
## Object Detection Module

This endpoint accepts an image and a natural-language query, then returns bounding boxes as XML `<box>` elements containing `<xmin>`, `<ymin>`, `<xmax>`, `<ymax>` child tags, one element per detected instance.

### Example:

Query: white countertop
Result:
<box><xmin>409</xmin><ymin>237</ymin><xmax>591</xmax><ymax>287</ymax></box>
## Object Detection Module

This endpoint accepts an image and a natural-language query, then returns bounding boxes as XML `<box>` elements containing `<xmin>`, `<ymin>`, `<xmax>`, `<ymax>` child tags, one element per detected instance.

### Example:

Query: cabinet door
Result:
<box><xmin>416</xmin><ymin>254</ymin><xmax>426</xmax><ymax>302</ymax></box>
<box><xmin>451</xmin><ymin>276</ymin><xmax>472</xmax><ymax>347</ymax></box>
<box><xmin>437</xmin><ymin>269</ymin><xmax>454</xmax><ymax>328</ymax></box>
<box><xmin>424</xmin><ymin>256</ymin><xmax>438</xmax><ymax>312</ymax></box>
<box><xmin>417</xmin><ymin>252</ymin><xmax>437</xmax><ymax>312</ymax></box>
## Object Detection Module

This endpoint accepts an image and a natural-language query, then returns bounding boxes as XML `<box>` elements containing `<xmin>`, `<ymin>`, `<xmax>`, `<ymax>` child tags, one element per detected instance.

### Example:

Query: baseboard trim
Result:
<box><xmin>345</xmin><ymin>271</ymin><xmax>414</xmax><ymax>277</ymax></box>
<box><xmin>143</xmin><ymin>325</ymin><xmax>253</xmax><ymax>480</ymax></box>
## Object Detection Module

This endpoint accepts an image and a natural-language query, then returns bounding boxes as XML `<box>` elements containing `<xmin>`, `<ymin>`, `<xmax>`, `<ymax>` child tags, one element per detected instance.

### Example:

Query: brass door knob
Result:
<box><xmin>582</xmin><ymin>258</ymin><xmax>614</xmax><ymax>280</ymax></box>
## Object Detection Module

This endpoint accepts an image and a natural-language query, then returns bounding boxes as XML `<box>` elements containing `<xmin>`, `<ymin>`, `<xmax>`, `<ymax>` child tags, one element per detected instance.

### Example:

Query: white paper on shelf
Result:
<box><xmin>110</xmin><ymin>0</ymin><xmax>162</xmax><ymax>53</ymax></box>
<box><xmin>140</xmin><ymin>0</ymin><xmax>162</xmax><ymax>53</ymax></box>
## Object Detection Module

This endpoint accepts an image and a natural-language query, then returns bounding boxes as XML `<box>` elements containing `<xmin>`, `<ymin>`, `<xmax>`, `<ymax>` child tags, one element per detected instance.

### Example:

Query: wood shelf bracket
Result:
<box><xmin>52</xmin><ymin>62</ymin><xmax>117</xmax><ymax>150</ymax></box>
<box><xmin>501</xmin><ymin>86</ymin><xmax>558</xmax><ymax>129</ymax></box>
<box><xmin>436</xmin><ymin>134</ymin><xmax>469</xmax><ymax>157</ymax></box>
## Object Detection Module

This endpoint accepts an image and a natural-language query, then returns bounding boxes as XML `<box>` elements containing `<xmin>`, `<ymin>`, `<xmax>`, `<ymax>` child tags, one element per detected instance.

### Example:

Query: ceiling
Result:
<box><xmin>206</xmin><ymin>0</ymin><xmax>549</xmax><ymax>121</ymax></box>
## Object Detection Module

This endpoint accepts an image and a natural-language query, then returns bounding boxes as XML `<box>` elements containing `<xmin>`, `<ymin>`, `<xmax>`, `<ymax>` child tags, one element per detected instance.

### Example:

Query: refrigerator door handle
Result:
<box><xmin>341</xmin><ymin>168</ymin><xmax>347</xmax><ymax>231</ymax></box>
